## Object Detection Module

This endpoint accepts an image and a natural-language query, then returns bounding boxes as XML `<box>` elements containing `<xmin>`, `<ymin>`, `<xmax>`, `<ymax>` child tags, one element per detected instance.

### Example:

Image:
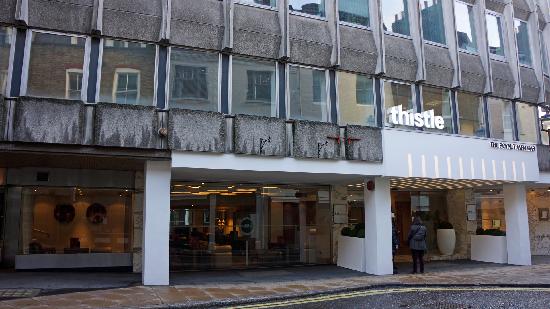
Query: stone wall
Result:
<box><xmin>445</xmin><ymin>189</ymin><xmax>471</xmax><ymax>259</ymax></box>
<box><xmin>331</xmin><ymin>185</ymin><xmax>348</xmax><ymax>264</ymax></box>
<box><xmin>527</xmin><ymin>189</ymin><xmax>550</xmax><ymax>256</ymax></box>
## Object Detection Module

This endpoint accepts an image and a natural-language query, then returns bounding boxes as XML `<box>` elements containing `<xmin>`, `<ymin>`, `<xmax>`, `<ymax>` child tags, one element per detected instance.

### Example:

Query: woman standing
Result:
<box><xmin>407</xmin><ymin>215</ymin><xmax>427</xmax><ymax>274</ymax></box>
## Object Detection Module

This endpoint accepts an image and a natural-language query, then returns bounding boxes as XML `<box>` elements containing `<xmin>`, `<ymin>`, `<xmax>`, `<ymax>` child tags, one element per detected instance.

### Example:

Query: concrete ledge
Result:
<box><xmin>15</xmin><ymin>253</ymin><xmax>132</xmax><ymax>269</ymax></box>
<box><xmin>12</xmin><ymin>97</ymin><xmax>85</xmax><ymax>145</ymax></box>
<box><xmin>168</xmin><ymin>109</ymin><xmax>225</xmax><ymax>153</ymax></box>
<box><xmin>538</xmin><ymin>145</ymin><xmax>550</xmax><ymax>172</ymax></box>
<box><xmin>94</xmin><ymin>103</ymin><xmax>161</xmax><ymax>149</ymax></box>
<box><xmin>293</xmin><ymin>120</ymin><xmax>340</xmax><ymax>159</ymax></box>
<box><xmin>28</xmin><ymin>0</ymin><xmax>94</xmax><ymax>34</ymax></box>
<box><xmin>345</xmin><ymin>126</ymin><xmax>383</xmax><ymax>162</ymax></box>
<box><xmin>234</xmin><ymin>114</ymin><xmax>286</xmax><ymax>157</ymax></box>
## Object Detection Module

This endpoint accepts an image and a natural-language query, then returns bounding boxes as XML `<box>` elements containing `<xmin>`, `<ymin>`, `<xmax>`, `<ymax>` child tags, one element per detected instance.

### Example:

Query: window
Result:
<box><xmin>486</xmin><ymin>13</ymin><xmax>505</xmax><ymax>58</ymax></box>
<box><xmin>515</xmin><ymin>102</ymin><xmax>538</xmax><ymax>143</ymax></box>
<box><xmin>540</xmin><ymin>106</ymin><xmax>549</xmax><ymax>145</ymax></box>
<box><xmin>339</xmin><ymin>0</ymin><xmax>369</xmax><ymax>27</ymax></box>
<box><xmin>338</xmin><ymin>72</ymin><xmax>375</xmax><ymax>126</ymax></box>
<box><xmin>232</xmin><ymin>57</ymin><xmax>276</xmax><ymax>117</ymax></box>
<box><xmin>100</xmin><ymin>39</ymin><xmax>156</xmax><ymax>105</ymax></box>
<box><xmin>515</xmin><ymin>19</ymin><xmax>532</xmax><ymax>66</ymax></box>
<box><xmin>289</xmin><ymin>66</ymin><xmax>328</xmax><ymax>121</ymax></box>
<box><xmin>169</xmin><ymin>48</ymin><xmax>219</xmax><ymax>112</ymax></box>
<box><xmin>238</xmin><ymin>0</ymin><xmax>276</xmax><ymax>7</ymax></box>
<box><xmin>113</xmin><ymin>69</ymin><xmax>140</xmax><ymax>105</ymax></box>
<box><xmin>421</xmin><ymin>86</ymin><xmax>453</xmax><ymax>133</ymax></box>
<box><xmin>421</xmin><ymin>0</ymin><xmax>446</xmax><ymax>44</ymax></box>
<box><xmin>26</xmin><ymin>32</ymin><xmax>85</xmax><ymax>99</ymax></box>
<box><xmin>455</xmin><ymin>1</ymin><xmax>477</xmax><ymax>52</ymax></box>
<box><xmin>487</xmin><ymin>97</ymin><xmax>513</xmax><ymax>141</ymax></box>
<box><xmin>0</xmin><ymin>27</ymin><xmax>12</xmax><ymax>96</ymax></box>
<box><xmin>456</xmin><ymin>92</ymin><xmax>485</xmax><ymax>137</ymax></box>
<box><xmin>383</xmin><ymin>81</ymin><xmax>414</xmax><ymax>128</ymax></box>
<box><xmin>382</xmin><ymin>0</ymin><xmax>410</xmax><ymax>36</ymax></box>
<box><xmin>289</xmin><ymin>0</ymin><xmax>325</xmax><ymax>17</ymax></box>
<box><xmin>66</xmin><ymin>69</ymin><xmax>83</xmax><ymax>100</ymax></box>
<box><xmin>540</xmin><ymin>31</ymin><xmax>549</xmax><ymax>75</ymax></box>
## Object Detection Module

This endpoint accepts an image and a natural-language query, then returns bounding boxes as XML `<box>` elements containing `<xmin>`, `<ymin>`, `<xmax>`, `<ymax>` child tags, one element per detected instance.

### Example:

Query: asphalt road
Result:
<box><xmin>231</xmin><ymin>287</ymin><xmax>550</xmax><ymax>309</ymax></box>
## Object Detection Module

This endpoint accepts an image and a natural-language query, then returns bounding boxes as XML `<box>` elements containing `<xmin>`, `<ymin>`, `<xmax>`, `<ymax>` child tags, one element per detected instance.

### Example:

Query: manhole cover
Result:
<box><xmin>0</xmin><ymin>289</ymin><xmax>40</xmax><ymax>299</ymax></box>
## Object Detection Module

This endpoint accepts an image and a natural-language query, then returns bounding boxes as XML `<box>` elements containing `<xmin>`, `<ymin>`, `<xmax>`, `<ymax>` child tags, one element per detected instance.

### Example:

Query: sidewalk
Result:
<box><xmin>2</xmin><ymin>258</ymin><xmax>550</xmax><ymax>309</ymax></box>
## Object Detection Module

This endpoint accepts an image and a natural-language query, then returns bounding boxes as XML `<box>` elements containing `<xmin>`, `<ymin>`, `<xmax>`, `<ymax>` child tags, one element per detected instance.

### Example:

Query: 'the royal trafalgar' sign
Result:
<box><xmin>387</xmin><ymin>105</ymin><xmax>446</xmax><ymax>130</ymax></box>
<box><xmin>490</xmin><ymin>141</ymin><xmax>536</xmax><ymax>152</ymax></box>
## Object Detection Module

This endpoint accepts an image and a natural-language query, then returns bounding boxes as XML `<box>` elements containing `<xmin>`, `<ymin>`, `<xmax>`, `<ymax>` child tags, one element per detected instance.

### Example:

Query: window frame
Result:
<box><xmin>112</xmin><ymin>68</ymin><xmax>141</xmax><ymax>105</ymax></box>
<box><xmin>539</xmin><ymin>30</ymin><xmax>549</xmax><ymax>77</ymax></box>
<box><xmin>455</xmin><ymin>0</ymin><xmax>478</xmax><ymax>55</ymax></box>
<box><xmin>65</xmin><ymin>68</ymin><xmax>84</xmax><ymax>100</ymax></box>
<box><xmin>485</xmin><ymin>10</ymin><xmax>507</xmax><ymax>62</ymax></box>
<box><xmin>338</xmin><ymin>0</ymin><xmax>371</xmax><ymax>30</ymax></box>
<box><xmin>286</xmin><ymin>63</ymin><xmax>330</xmax><ymax>122</ymax></box>
<box><xmin>418</xmin><ymin>84</ymin><xmax>455</xmax><ymax>134</ymax></box>
<box><xmin>514</xmin><ymin>18</ymin><xmax>533</xmax><ymax>68</ymax></box>
<box><xmin>21</xmin><ymin>30</ymin><xmax>89</xmax><ymax>100</ymax></box>
<box><xmin>288</xmin><ymin>0</ymin><xmax>327</xmax><ymax>20</ymax></box>
<box><xmin>486</xmin><ymin>96</ymin><xmax>515</xmax><ymax>142</ymax></box>
<box><xmin>229</xmin><ymin>55</ymin><xmax>279</xmax><ymax>117</ymax></box>
<box><xmin>515</xmin><ymin>101</ymin><xmax>540</xmax><ymax>144</ymax></box>
<box><xmin>0</xmin><ymin>26</ymin><xmax>15</xmax><ymax>97</ymax></box>
<box><xmin>381</xmin><ymin>0</ymin><xmax>412</xmax><ymax>39</ymax></box>
<box><xmin>420</xmin><ymin>0</ymin><xmax>447</xmax><ymax>46</ymax></box>
<box><xmin>234</xmin><ymin>0</ymin><xmax>278</xmax><ymax>11</ymax></box>
<box><xmin>381</xmin><ymin>79</ymin><xmax>416</xmax><ymax>129</ymax></box>
<box><xmin>455</xmin><ymin>91</ymin><xmax>487</xmax><ymax>138</ymax></box>
<box><xmin>335</xmin><ymin>70</ymin><xmax>377</xmax><ymax>127</ymax></box>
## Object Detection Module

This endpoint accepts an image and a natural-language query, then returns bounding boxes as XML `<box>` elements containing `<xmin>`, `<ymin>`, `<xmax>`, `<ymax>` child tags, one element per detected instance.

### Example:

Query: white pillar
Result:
<box><xmin>503</xmin><ymin>183</ymin><xmax>531</xmax><ymax>266</ymax></box>
<box><xmin>142</xmin><ymin>160</ymin><xmax>171</xmax><ymax>285</ymax></box>
<box><xmin>364</xmin><ymin>177</ymin><xmax>393</xmax><ymax>275</ymax></box>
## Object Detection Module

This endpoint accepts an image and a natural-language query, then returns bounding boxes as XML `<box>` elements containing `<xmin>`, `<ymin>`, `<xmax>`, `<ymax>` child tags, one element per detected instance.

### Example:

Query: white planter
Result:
<box><xmin>471</xmin><ymin>235</ymin><xmax>508</xmax><ymax>264</ymax></box>
<box><xmin>437</xmin><ymin>229</ymin><xmax>456</xmax><ymax>256</ymax></box>
<box><xmin>337</xmin><ymin>235</ymin><xmax>365</xmax><ymax>272</ymax></box>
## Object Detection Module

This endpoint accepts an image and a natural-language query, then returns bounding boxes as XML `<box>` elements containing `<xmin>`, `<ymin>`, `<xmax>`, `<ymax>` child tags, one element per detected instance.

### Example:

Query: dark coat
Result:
<box><xmin>407</xmin><ymin>222</ymin><xmax>427</xmax><ymax>251</ymax></box>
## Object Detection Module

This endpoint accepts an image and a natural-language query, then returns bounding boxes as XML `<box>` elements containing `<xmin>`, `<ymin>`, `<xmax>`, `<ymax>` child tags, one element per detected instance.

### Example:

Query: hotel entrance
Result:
<box><xmin>169</xmin><ymin>182</ymin><xmax>332</xmax><ymax>270</ymax></box>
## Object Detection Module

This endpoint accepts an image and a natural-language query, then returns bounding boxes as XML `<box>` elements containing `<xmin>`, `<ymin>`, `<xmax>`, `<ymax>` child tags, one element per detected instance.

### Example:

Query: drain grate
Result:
<box><xmin>0</xmin><ymin>289</ymin><xmax>40</xmax><ymax>299</ymax></box>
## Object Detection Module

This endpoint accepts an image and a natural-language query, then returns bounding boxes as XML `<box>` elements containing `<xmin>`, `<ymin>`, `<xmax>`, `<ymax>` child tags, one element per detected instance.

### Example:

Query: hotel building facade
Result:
<box><xmin>0</xmin><ymin>0</ymin><xmax>549</xmax><ymax>285</ymax></box>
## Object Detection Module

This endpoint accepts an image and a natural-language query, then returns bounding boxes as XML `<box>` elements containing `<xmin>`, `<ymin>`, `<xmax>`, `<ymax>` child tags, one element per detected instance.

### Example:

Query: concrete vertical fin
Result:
<box><xmin>159</xmin><ymin>0</ymin><xmax>171</xmax><ymax>43</ymax></box>
<box><xmin>222</xmin><ymin>0</ymin><xmax>234</xmax><ymax>52</ymax></box>
<box><xmin>15</xmin><ymin>0</ymin><xmax>28</xmax><ymax>25</ymax></box>
<box><xmin>278</xmin><ymin>0</ymin><xmax>290</xmax><ymax>60</ymax></box>
<box><xmin>409</xmin><ymin>0</ymin><xmax>426</xmax><ymax>82</ymax></box>
<box><xmin>91</xmin><ymin>0</ymin><xmax>104</xmax><ymax>35</ymax></box>
<box><xmin>476</xmin><ymin>0</ymin><xmax>494</xmax><ymax>94</ymax></box>
<box><xmin>443</xmin><ymin>0</ymin><xmax>461</xmax><ymax>88</ymax></box>
<box><xmin>527</xmin><ymin>9</ymin><xmax>545</xmax><ymax>102</ymax></box>
<box><xmin>371</xmin><ymin>0</ymin><xmax>385</xmax><ymax>75</ymax></box>
<box><xmin>503</xmin><ymin>1</ymin><xmax>522</xmax><ymax>99</ymax></box>
<box><xmin>328</xmin><ymin>0</ymin><xmax>340</xmax><ymax>67</ymax></box>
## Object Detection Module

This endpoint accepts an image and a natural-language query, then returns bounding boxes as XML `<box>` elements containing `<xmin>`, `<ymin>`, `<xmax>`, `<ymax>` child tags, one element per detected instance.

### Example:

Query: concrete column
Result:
<box><xmin>503</xmin><ymin>183</ymin><xmax>532</xmax><ymax>266</ymax></box>
<box><xmin>364</xmin><ymin>177</ymin><xmax>393</xmax><ymax>275</ymax></box>
<box><xmin>142</xmin><ymin>160</ymin><xmax>171</xmax><ymax>286</ymax></box>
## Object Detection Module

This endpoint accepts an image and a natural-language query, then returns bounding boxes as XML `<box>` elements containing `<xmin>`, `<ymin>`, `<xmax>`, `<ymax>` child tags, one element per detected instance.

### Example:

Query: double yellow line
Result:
<box><xmin>226</xmin><ymin>286</ymin><xmax>550</xmax><ymax>309</ymax></box>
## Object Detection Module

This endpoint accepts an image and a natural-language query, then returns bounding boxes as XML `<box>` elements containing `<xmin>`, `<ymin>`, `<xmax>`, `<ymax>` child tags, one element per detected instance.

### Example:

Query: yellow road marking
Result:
<box><xmin>226</xmin><ymin>286</ymin><xmax>550</xmax><ymax>309</ymax></box>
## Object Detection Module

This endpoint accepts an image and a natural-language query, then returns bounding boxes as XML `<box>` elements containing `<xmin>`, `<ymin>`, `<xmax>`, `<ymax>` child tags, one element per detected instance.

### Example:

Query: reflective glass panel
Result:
<box><xmin>384</xmin><ymin>81</ymin><xmax>414</xmax><ymax>128</ymax></box>
<box><xmin>487</xmin><ymin>97</ymin><xmax>514</xmax><ymax>141</ymax></box>
<box><xmin>457</xmin><ymin>92</ymin><xmax>486</xmax><ymax>137</ymax></box>
<box><xmin>100</xmin><ymin>39</ymin><xmax>156</xmax><ymax>105</ymax></box>
<box><xmin>382</xmin><ymin>0</ymin><xmax>410</xmax><ymax>36</ymax></box>
<box><xmin>540</xmin><ymin>107</ymin><xmax>549</xmax><ymax>145</ymax></box>
<box><xmin>421</xmin><ymin>86</ymin><xmax>453</xmax><ymax>133</ymax></box>
<box><xmin>455</xmin><ymin>1</ymin><xmax>477</xmax><ymax>52</ymax></box>
<box><xmin>339</xmin><ymin>0</ymin><xmax>369</xmax><ymax>27</ymax></box>
<box><xmin>27</xmin><ymin>32</ymin><xmax>85</xmax><ymax>100</ymax></box>
<box><xmin>232</xmin><ymin>57</ymin><xmax>277</xmax><ymax>117</ymax></box>
<box><xmin>486</xmin><ymin>13</ymin><xmax>505</xmax><ymax>57</ymax></box>
<box><xmin>169</xmin><ymin>48</ymin><xmax>219</xmax><ymax>111</ymax></box>
<box><xmin>289</xmin><ymin>66</ymin><xmax>328</xmax><ymax>121</ymax></box>
<box><xmin>421</xmin><ymin>0</ymin><xmax>446</xmax><ymax>44</ymax></box>
<box><xmin>0</xmin><ymin>27</ymin><xmax>12</xmax><ymax>96</ymax></box>
<box><xmin>289</xmin><ymin>0</ymin><xmax>326</xmax><ymax>17</ymax></box>
<box><xmin>516</xmin><ymin>102</ymin><xmax>538</xmax><ymax>143</ymax></box>
<box><xmin>338</xmin><ymin>72</ymin><xmax>375</xmax><ymax>126</ymax></box>
<box><xmin>239</xmin><ymin>0</ymin><xmax>276</xmax><ymax>6</ymax></box>
<box><xmin>515</xmin><ymin>19</ymin><xmax>532</xmax><ymax>66</ymax></box>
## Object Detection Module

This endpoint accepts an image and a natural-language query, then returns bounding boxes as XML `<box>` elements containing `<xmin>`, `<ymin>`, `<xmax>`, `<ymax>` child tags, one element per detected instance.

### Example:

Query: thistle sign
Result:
<box><xmin>388</xmin><ymin>105</ymin><xmax>445</xmax><ymax>130</ymax></box>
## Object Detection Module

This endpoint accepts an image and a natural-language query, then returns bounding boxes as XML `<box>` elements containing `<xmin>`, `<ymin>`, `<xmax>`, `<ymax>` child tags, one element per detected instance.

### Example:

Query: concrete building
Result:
<box><xmin>0</xmin><ymin>0</ymin><xmax>549</xmax><ymax>285</ymax></box>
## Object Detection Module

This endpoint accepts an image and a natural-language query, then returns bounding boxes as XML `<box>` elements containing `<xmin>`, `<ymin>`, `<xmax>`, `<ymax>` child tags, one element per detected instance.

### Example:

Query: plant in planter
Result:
<box><xmin>436</xmin><ymin>221</ymin><xmax>455</xmax><ymax>256</ymax></box>
<box><xmin>476</xmin><ymin>228</ymin><xmax>506</xmax><ymax>236</ymax></box>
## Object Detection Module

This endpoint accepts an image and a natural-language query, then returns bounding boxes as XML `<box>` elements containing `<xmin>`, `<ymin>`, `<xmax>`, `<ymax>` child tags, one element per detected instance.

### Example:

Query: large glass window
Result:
<box><xmin>21</xmin><ymin>187</ymin><xmax>133</xmax><ymax>255</ymax></box>
<box><xmin>0</xmin><ymin>27</ymin><xmax>12</xmax><ymax>96</ymax></box>
<box><xmin>289</xmin><ymin>0</ymin><xmax>325</xmax><ymax>17</ymax></box>
<box><xmin>457</xmin><ymin>92</ymin><xmax>486</xmax><ymax>137</ymax></box>
<box><xmin>27</xmin><ymin>32</ymin><xmax>85</xmax><ymax>100</ymax></box>
<box><xmin>169</xmin><ymin>48</ymin><xmax>219</xmax><ymax>112</ymax></box>
<box><xmin>169</xmin><ymin>183</ymin><xmax>331</xmax><ymax>270</ymax></box>
<box><xmin>421</xmin><ymin>86</ymin><xmax>453</xmax><ymax>133</ymax></box>
<box><xmin>455</xmin><ymin>1</ymin><xmax>477</xmax><ymax>52</ymax></box>
<box><xmin>382</xmin><ymin>0</ymin><xmax>410</xmax><ymax>36</ymax></box>
<box><xmin>338</xmin><ymin>72</ymin><xmax>375</xmax><ymax>126</ymax></box>
<box><xmin>516</xmin><ymin>102</ymin><xmax>538</xmax><ymax>143</ymax></box>
<box><xmin>384</xmin><ymin>81</ymin><xmax>414</xmax><ymax>128</ymax></box>
<box><xmin>487</xmin><ymin>97</ymin><xmax>513</xmax><ymax>141</ymax></box>
<box><xmin>540</xmin><ymin>106</ymin><xmax>550</xmax><ymax>145</ymax></box>
<box><xmin>289</xmin><ymin>66</ymin><xmax>328</xmax><ymax>121</ymax></box>
<box><xmin>232</xmin><ymin>57</ymin><xmax>277</xmax><ymax>117</ymax></box>
<box><xmin>515</xmin><ymin>19</ymin><xmax>532</xmax><ymax>66</ymax></box>
<box><xmin>339</xmin><ymin>0</ymin><xmax>369</xmax><ymax>27</ymax></box>
<box><xmin>421</xmin><ymin>0</ymin><xmax>446</xmax><ymax>45</ymax></box>
<box><xmin>540</xmin><ymin>31</ymin><xmax>549</xmax><ymax>75</ymax></box>
<box><xmin>100</xmin><ymin>39</ymin><xmax>156</xmax><ymax>105</ymax></box>
<box><xmin>239</xmin><ymin>0</ymin><xmax>276</xmax><ymax>7</ymax></box>
<box><xmin>486</xmin><ymin>13</ymin><xmax>505</xmax><ymax>58</ymax></box>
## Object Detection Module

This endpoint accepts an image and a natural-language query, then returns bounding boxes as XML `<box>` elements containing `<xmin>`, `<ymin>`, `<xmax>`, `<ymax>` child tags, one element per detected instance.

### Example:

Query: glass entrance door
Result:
<box><xmin>169</xmin><ymin>183</ymin><xmax>331</xmax><ymax>270</ymax></box>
